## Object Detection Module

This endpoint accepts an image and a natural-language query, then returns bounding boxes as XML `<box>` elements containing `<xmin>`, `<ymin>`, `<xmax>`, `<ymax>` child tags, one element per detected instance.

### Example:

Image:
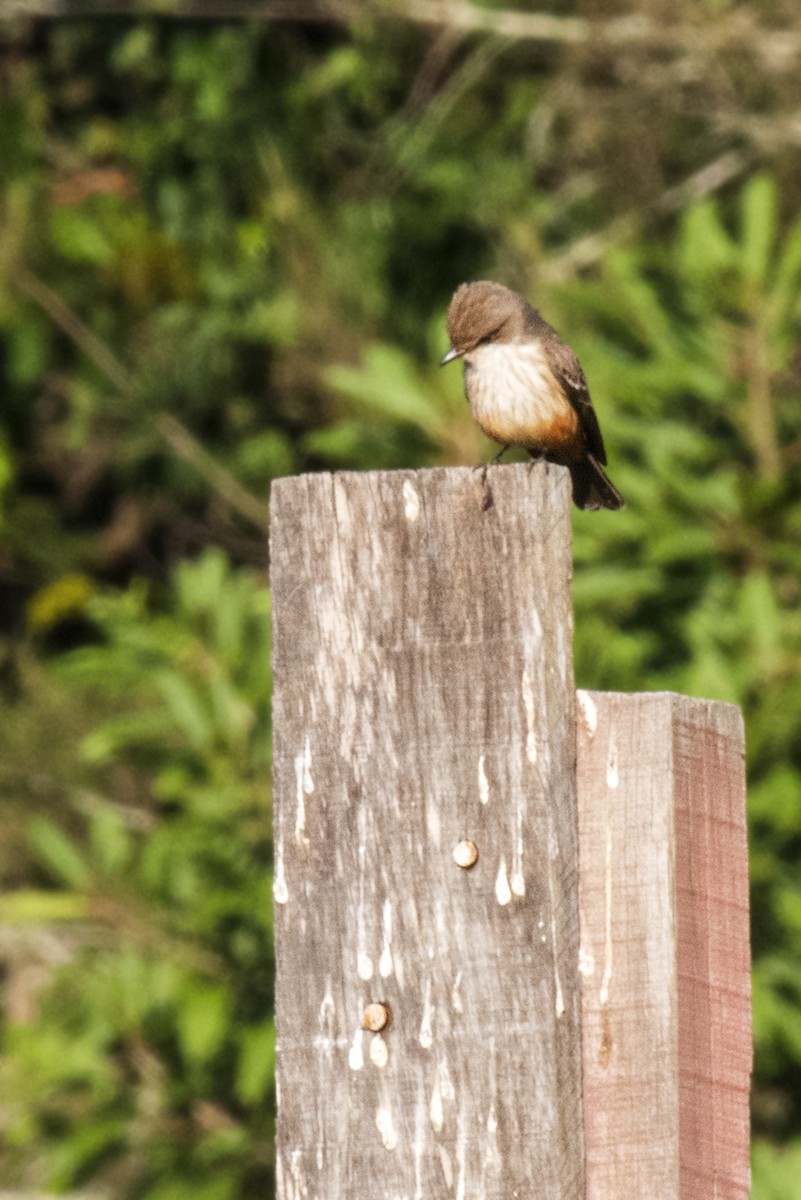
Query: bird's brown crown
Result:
<box><xmin>446</xmin><ymin>281</ymin><xmax>529</xmax><ymax>353</ymax></box>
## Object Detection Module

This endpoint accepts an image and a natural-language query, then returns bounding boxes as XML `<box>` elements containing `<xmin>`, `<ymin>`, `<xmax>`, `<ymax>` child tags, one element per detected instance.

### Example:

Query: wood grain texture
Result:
<box><xmin>270</xmin><ymin>464</ymin><xmax>584</xmax><ymax>1199</ymax></box>
<box><xmin>576</xmin><ymin>691</ymin><xmax>750</xmax><ymax>1200</ymax></box>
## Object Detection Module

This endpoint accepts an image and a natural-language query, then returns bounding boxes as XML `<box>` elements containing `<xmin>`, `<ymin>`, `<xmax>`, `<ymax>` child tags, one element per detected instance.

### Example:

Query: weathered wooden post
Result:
<box><xmin>577</xmin><ymin>692</ymin><xmax>751</xmax><ymax>1199</ymax></box>
<box><xmin>270</xmin><ymin>465</ymin><xmax>751</xmax><ymax>1199</ymax></box>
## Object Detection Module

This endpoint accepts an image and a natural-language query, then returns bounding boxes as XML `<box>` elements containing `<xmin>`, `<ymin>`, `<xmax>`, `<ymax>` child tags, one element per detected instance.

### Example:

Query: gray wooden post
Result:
<box><xmin>270</xmin><ymin>465</ymin><xmax>584</xmax><ymax>1199</ymax></box>
<box><xmin>270</xmin><ymin>465</ymin><xmax>751</xmax><ymax>1200</ymax></box>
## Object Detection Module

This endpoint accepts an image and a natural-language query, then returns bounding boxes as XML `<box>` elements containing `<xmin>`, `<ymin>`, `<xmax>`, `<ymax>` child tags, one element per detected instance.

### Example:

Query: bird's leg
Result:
<box><xmin>472</xmin><ymin>443</ymin><xmax>509</xmax><ymax>478</ymax></box>
<box><xmin>480</xmin><ymin>464</ymin><xmax>494</xmax><ymax>510</ymax></box>
<box><xmin>472</xmin><ymin>444</ymin><xmax>508</xmax><ymax>511</ymax></box>
<box><xmin>526</xmin><ymin>450</ymin><xmax>545</xmax><ymax>475</ymax></box>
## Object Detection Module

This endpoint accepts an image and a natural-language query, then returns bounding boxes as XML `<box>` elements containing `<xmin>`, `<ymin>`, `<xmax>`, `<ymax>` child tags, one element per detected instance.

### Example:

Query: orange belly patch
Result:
<box><xmin>465</xmin><ymin>343</ymin><xmax>584</xmax><ymax>463</ymax></box>
<box><xmin>527</xmin><ymin>405</ymin><xmax>583</xmax><ymax>464</ymax></box>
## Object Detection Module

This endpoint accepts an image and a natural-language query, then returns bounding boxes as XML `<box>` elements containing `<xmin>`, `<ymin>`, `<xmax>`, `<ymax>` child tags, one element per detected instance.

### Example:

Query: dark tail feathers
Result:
<box><xmin>569</xmin><ymin>455</ymin><xmax>624</xmax><ymax>511</ymax></box>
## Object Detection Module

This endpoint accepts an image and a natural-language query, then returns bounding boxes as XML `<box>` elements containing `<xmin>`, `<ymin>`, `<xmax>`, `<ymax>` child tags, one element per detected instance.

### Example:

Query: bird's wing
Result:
<box><xmin>546</xmin><ymin>337</ymin><xmax>608</xmax><ymax>466</ymax></box>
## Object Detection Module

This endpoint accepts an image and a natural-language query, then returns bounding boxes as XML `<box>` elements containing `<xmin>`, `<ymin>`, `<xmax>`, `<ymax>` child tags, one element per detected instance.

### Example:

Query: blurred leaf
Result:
<box><xmin>236</xmin><ymin>1020</ymin><xmax>275</xmax><ymax>1105</ymax></box>
<box><xmin>752</xmin><ymin>1140</ymin><xmax>801</xmax><ymax>1200</ymax></box>
<box><xmin>154</xmin><ymin>670</ymin><xmax>213</xmax><ymax>750</ymax></box>
<box><xmin>0</xmin><ymin>890</ymin><xmax>90</xmax><ymax>922</ymax></box>
<box><xmin>49</xmin><ymin>207</ymin><xmax>116</xmax><ymax>266</ymax></box>
<box><xmin>27</xmin><ymin>573</ymin><xmax>94</xmax><ymax>633</ymax></box>
<box><xmin>30</xmin><ymin>819</ymin><xmax>91</xmax><ymax>890</ymax></box>
<box><xmin>50</xmin><ymin>1118</ymin><xmax>128</xmax><ymax>1190</ymax></box>
<box><xmin>678</xmin><ymin>199</ymin><xmax>737</xmax><ymax>283</ymax></box>
<box><xmin>88</xmin><ymin>803</ymin><xmax>133</xmax><ymax>877</ymax></box>
<box><xmin>326</xmin><ymin>343</ymin><xmax>446</xmax><ymax>435</ymax></box>
<box><xmin>177</xmin><ymin>984</ymin><xmax>232</xmax><ymax>1066</ymax></box>
<box><xmin>741</xmin><ymin>174</ymin><xmax>777</xmax><ymax>292</ymax></box>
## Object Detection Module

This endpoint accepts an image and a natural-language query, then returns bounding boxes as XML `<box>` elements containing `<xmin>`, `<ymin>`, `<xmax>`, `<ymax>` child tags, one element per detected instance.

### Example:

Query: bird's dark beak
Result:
<box><xmin>440</xmin><ymin>346</ymin><xmax>462</xmax><ymax>367</ymax></box>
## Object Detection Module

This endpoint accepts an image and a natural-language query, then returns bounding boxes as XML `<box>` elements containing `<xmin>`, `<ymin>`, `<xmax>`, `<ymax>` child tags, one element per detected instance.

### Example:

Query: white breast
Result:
<box><xmin>464</xmin><ymin>341</ymin><xmax>568</xmax><ymax>446</ymax></box>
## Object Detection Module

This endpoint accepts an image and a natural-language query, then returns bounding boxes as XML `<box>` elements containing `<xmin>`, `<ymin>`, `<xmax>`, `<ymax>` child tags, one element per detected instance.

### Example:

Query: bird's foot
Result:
<box><xmin>526</xmin><ymin>452</ymin><xmax>545</xmax><ymax>476</ymax></box>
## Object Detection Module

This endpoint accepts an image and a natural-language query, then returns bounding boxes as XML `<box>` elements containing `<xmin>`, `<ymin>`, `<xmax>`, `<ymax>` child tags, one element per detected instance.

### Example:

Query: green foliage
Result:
<box><xmin>753</xmin><ymin>1141</ymin><xmax>801</xmax><ymax>1200</ymax></box>
<box><xmin>2</xmin><ymin>552</ymin><xmax>273</xmax><ymax>1196</ymax></box>
<box><xmin>1</xmin><ymin>11</ymin><xmax>801</xmax><ymax>1198</ymax></box>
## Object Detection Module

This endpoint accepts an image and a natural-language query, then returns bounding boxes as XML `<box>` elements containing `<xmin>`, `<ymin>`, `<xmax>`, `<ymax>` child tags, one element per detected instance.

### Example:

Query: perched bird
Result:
<box><xmin>442</xmin><ymin>280</ymin><xmax>624</xmax><ymax>511</ymax></box>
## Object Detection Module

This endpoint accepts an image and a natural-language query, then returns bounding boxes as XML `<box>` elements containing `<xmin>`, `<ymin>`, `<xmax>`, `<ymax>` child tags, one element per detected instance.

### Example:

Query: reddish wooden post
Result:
<box><xmin>577</xmin><ymin>691</ymin><xmax>751</xmax><ymax>1200</ymax></box>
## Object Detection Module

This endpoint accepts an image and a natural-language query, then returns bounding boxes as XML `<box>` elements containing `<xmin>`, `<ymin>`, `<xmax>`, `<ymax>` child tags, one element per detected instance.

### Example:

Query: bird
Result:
<box><xmin>441</xmin><ymin>280</ymin><xmax>624</xmax><ymax>511</ymax></box>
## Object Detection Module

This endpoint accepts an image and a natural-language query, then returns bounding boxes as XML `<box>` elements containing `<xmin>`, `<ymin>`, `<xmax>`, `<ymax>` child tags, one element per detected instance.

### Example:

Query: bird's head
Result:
<box><xmin>441</xmin><ymin>280</ymin><xmax>525</xmax><ymax>365</ymax></box>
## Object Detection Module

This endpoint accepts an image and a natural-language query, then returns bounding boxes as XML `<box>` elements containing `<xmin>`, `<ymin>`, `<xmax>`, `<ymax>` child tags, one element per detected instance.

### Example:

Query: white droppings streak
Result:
<box><xmin>288</xmin><ymin>734</ymin><xmax>311</xmax><ymax>849</ymax></box>
<box><xmin>478</xmin><ymin>754</ymin><xmax>490</xmax><ymax>804</ymax></box>
<box><xmin>483</xmin><ymin>1036</ymin><xmax>499</xmax><ymax>1174</ymax></box>
<box><xmin>455</xmin><ymin>1105</ymin><xmax>467</xmax><ymax>1200</ymax></box>
<box><xmin>283</xmin><ymin>1150</ymin><xmax>307</xmax><ymax>1200</ymax></box>
<box><xmin>413</xmin><ymin>1084</ymin><xmax>426</xmax><ymax>1200</ymax></box>
<box><xmin>356</xmin><ymin>805</ymin><xmax>373</xmax><ymax>979</ymax></box>
<box><xmin>548</xmin><ymin>864</ymin><xmax>565</xmax><ymax>1018</ymax></box>
<box><xmin>376</xmin><ymin>1100</ymin><xmax>397</xmax><ymax>1150</ymax></box>
<box><xmin>510</xmin><ymin>797</ymin><xmax>526</xmax><ymax>896</ymax></box>
<box><xmin>302</xmin><ymin>736</ymin><xmax>313</xmax><ymax>791</ymax></box>
<box><xmin>379</xmin><ymin>898</ymin><xmax>394</xmax><ymax>978</ymax></box>
<box><xmin>426</xmin><ymin>797</ymin><xmax>441</xmax><ymax>849</ymax></box>
<box><xmin>485</xmin><ymin>1098</ymin><xmax>499</xmax><ymax>1171</ymax></box>
<box><xmin>600</xmin><ymin>822</ymin><xmax>614</xmax><ymax>1005</ymax></box>
<box><xmin>357</xmin><ymin>951</ymin><xmax>374</xmax><ymax>981</ymax></box>
<box><xmin>273</xmin><ymin>842</ymin><xmax>288</xmax><ymax>905</ymax></box>
<box><xmin>577</xmin><ymin>689</ymin><xmax>598</xmax><ymax>736</ymax></box>
<box><xmin>430</xmin><ymin>1057</ymin><xmax>455</xmax><ymax>1133</ymax></box>
<box><xmin>554</xmin><ymin>960</ymin><xmax>565</xmax><ymax>1017</ymax></box>
<box><xmin>318</xmin><ymin>984</ymin><xmax>334</xmax><ymax>1031</ymax></box>
<box><xmin>429</xmin><ymin>1073</ymin><xmax>443</xmax><ymax>1132</ymax></box>
<box><xmin>439</xmin><ymin>1146</ymin><xmax>453</xmax><ymax>1188</ymax></box>
<box><xmin>294</xmin><ymin>751</ymin><xmax>307</xmax><ymax>844</ymax></box>
<box><xmin>578</xmin><ymin>944</ymin><xmax>595</xmax><ymax>977</ymax></box>
<box><xmin>451</xmin><ymin>970</ymin><xmax>463</xmax><ymax>1014</ymax></box>
<box><xmin>418</xmin><ymin>977</ymin><xmax>433</xmax><ymax>1049</ymax></box>
<box><xmin>495</xmin><ymin>857</ymin><xmax>512</xmax><ymax>906</ymax></box>
<box><xmin>348</xmin><ymin>1027</ymin><xmax>364</xmax><ymax>1071</ymax></box>
<box><xmin>521</xmin><ymin>666</ymin><xmax>538</xmax><ymax>764</ymax></box>
<box><xmin>332</xmin><ymin>475</ymin><xmax>352</xmax><ymax>529</ymax></box>
<box><xmin>606</xmin><ymin>737</ymin><xmax>619</xmax><ymax>790</ymax></box>
<box><xmin>314</xmin><ymin>983</ymin><xmax>336</xmax><ymax>1164</ymax></box>
<box><xmin>403</xmin><ymin>478</ymin><xmax>420</xmax><ymax>521</ymax></box>
<box><xmin>370</xmin><ymin>1034</ymin><xmax>389</xmax><ymax>1068</ymax></box>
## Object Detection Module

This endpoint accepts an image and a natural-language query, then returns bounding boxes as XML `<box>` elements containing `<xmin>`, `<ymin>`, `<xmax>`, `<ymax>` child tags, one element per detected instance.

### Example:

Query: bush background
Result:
<box><xmin>1</xmin><ymin>4</ymin><xmax>800</xmax><ymax>1196</ymax></box>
